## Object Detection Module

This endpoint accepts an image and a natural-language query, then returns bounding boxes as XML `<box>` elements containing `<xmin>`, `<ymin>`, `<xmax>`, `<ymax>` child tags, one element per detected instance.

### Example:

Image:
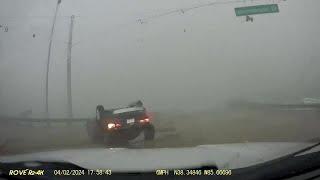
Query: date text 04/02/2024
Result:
<box><xmin>53</xmin><ymin>169</ymin><xmax>112</xmax><ymax>176</ymax></box>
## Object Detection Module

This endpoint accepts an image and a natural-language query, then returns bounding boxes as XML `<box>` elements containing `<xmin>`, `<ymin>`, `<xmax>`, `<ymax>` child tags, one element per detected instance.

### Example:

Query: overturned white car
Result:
<box><xmin>86</xmin><ymin>101</ymin><xmax>155</xmax><ymax>145</ymax></box>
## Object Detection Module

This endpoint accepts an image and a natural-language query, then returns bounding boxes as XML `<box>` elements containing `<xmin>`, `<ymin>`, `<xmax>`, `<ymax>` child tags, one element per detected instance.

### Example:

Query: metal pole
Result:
<box><xmin>67</xmin><ymin>15</ymin><xmax>74</xmax><ymax>118</ymax></box>
<box><xmin>45</xmin><ymin>0</ymin><xmax>61</xmax><ymax>118</ymax></box>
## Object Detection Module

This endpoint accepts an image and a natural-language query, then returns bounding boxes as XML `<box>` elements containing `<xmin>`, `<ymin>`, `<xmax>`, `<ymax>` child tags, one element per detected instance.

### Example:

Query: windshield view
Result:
<box><xmin>1</xmin><ymin>0</ymin><xmax>320</xmax><ymax>179</ymax></box>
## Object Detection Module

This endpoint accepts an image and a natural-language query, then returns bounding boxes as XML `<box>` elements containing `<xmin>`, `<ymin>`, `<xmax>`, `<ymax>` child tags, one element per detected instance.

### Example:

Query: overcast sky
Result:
<box><xmin>0</xmin><ymin>0</ymin><xmax>320</xmax><ymax>118</ymax></box>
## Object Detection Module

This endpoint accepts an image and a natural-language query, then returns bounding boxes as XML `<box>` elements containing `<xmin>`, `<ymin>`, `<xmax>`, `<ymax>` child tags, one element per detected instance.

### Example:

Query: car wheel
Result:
<box><xmin>96</xmin><ymin>105</ymin><xmax>104</xmax><ymax>120</ymax></box>
<box><xmin>144</xmin><ymin>124</ymin><xmax>155</xmax><ymax>141</ymax></box>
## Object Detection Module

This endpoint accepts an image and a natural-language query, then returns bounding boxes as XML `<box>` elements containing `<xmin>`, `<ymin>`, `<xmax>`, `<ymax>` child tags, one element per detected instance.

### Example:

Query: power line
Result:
<box><xmin>137</xmin><ymin>0</ymin><xmax>286</xmax><ymax>23</ymax></box>
<box><xmin>0</xmin><ymin>15</ymin><xmax>80</xmax><ymax>19</ymax></box>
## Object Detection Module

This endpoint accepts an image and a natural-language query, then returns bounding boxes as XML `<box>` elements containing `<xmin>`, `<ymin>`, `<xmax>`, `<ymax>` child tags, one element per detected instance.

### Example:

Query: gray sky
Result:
<box><xmin>1</xmin><ymin>0</ymin><xmax>320</xmax><ymax>117</ymax></box>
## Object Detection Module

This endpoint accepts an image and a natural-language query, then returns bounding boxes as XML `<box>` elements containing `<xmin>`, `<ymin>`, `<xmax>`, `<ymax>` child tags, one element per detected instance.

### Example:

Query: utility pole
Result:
<box><xmin>45</xmin><ymin>0</ymin><xmax>61</xmax><ymax>118</ymax></box>
<box><xmin>66</xmin><ymin>15</ymin><xmax>74</xmax><ymax>118</ymax></box>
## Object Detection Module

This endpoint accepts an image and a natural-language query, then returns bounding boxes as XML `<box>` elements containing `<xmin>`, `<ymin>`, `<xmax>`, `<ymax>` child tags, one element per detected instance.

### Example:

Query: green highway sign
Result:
<box><xmin>235</xmin><ymin>4</ymin><xmax>279</xmax><ymax>16</ymax></box>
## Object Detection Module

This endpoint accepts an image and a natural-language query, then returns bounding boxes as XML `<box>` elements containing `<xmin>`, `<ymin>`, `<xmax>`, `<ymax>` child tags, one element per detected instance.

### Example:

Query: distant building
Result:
<box><xmin>303</xmin><ymin>98</ymin><xmax>320</xmax><ymax>104</ymax></box>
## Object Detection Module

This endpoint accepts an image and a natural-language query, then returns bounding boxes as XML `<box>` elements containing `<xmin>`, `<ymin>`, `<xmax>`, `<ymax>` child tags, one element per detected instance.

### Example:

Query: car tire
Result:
<box><xmin>96</xmin><ymin>105</ymin><xmax>104</xmax><ymax>120</ymax></box>
<box><xmin>144</xmin><ymin>124</ymin><xmax>155</xmax><ymax>141</ymax></box>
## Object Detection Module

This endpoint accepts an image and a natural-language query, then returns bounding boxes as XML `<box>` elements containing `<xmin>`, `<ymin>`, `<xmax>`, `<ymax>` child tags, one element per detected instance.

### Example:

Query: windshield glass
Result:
<box><xmin>0</xmin><ymin>0</ymin><xmax>320</xmax><ymax>177</ymax></box>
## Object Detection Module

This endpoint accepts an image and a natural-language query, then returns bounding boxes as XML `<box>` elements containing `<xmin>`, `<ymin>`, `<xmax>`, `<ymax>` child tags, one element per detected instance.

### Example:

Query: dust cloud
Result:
<box><xmin>0</xmin><ymin>0</ymin><xmax>320</xmax><ymax>154</ymax></box>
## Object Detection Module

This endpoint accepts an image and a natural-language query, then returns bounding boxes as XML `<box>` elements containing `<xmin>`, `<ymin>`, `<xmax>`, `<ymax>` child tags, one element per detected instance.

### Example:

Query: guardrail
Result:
<box><xmin>0</xmin><ymin>116</ymin><xmax>91</xmax><ymax>127</ymax></box>
<box><xmin>0</xmin><ymin>117</ymin><xmax>177</xmax><ymax>133</ymax></box>
<box><xmin>0</xmin><ymin>116</ymin><xmax>91</xmax><ymax>121</ymax></box>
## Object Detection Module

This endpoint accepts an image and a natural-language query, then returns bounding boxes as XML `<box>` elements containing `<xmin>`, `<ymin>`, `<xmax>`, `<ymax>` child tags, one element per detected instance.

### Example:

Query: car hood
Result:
<box><xmin>0</xmin><ymin>142</ymin><xmax>314</xmax><ymax>172</ymax></box>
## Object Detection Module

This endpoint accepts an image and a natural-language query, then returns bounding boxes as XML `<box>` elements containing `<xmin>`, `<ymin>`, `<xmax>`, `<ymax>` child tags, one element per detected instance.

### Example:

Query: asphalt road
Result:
<box><xmin>0</xmin><ymin>108</ymin><xmax>319</xmax><ymax>155</ymax></box>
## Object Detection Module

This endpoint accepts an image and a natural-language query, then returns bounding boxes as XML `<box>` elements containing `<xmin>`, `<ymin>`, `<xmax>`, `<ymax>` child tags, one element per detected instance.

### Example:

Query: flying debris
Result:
<box><xmin>137</xmin><ymin>19</ymin><xmax>145</xmax><ymax>24</ymax></box>
<box><xmin>137</xmin><ymin>0</ymin><xmax>284</xmax><ymax>24</ymax></box>
<box><xmin>246</xmin><ymin>15</ymin><xmax>254</xmax><ymax>22</ymax></box>
<box><xmin>32</xmin><ymin>33</ymin><xmax>36</xmax><ymax>38</ymax></box>
<box><xmin>1</xmin><ymin>25</ymin><xmax>9</xmax><ymax>32</ymax></box>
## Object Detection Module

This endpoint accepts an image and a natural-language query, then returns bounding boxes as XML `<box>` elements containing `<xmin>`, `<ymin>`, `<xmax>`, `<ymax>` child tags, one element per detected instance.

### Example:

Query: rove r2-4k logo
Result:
<box><xmin>9</xmin><ymin>169</ymin><xmax>44</xmax><ymax>176</ymax></box>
